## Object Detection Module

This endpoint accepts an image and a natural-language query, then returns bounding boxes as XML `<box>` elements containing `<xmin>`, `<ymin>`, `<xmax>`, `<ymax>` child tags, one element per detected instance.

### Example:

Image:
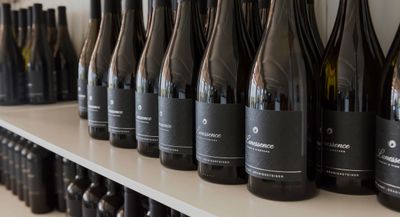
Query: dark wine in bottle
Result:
<box><xmin>21</xmin><ymin>140</ymin><xmax>33</xmax><ymax>206</ymax></box>
<box><xmin>66</xmin><ymin>165</ymin><xmax>91</xmax><ymax>217</ymax></box>
<box><xmin>97</xmin><ymin>180</ymin><xmax>124</xmax><ymax>217</ymax></box>
<box><xmin>136</xmin><ymin>0</ymin><xmax>173</xmax><ymax>158</ymax></box>
<box><xmin>88</xmin><ymin>0</ymin><xmax>121</xmax><ymax>140</ymax></box>
<box><xmin>1</xmin><ymin>131</ymin><xmax>11</xmax><ymax>189</ymax></box>
<box><xmin>27</xmin><ymin>145</ymin><xmax>55</xmax><ymax>214</ymax></box>
<box><xmin>12</xmin><ymin>10</ymin><xmax>18</xmax><ymax>39</ymax></box>
<box><xmin>148</xmin><ymin>199</ymin><xmax>168</xmax><ymax>217</ymax></box>
<box><xmin>82</xmin><ymin>172</ymin><xmax>107</xmax><ymax>217</ymax></box>
<box><xmin>7</xmin><ymin>134</ymin><xmax>18</xmax><ymax>194</ymax></box>
<box><xmin>246</xmin><ymin>0</ymin><xmax>317</xmax><ymax>201</ymax></box>
<box><xmin>205</xmin><ymin>0</ymin><xmax>217</xmax><ymax>40</ymax></box>
<box><xmin>305</xmin><ymin>0</ymin><xmax>323</xmax><ymax>57</ymax></box>
<box><xmin>22</xmin><ymin>6</ymin><xmax>32</xmax><ymax>70</ymax></box>
<box><xmin>14</xmin><ymin>137</ymin><xmax>24</xmax><ymax>200</ymax></box>
<box><xmin>319</xmin><ymin>0</ymin><xmax>384</xmax><ymax>195</ymax></box>
<box><xmin>54</xmin><ymin>6</ymin><xmax>78</xmax><ymax>101</ymax></box>
<box><xmin>17</xmin><ymin>9</ymin><xmax>27</xmax><ymax>50</ymax></box>
<box><xmin>258</xmin><ymin>0</ymin><xmax>270</xmax><ymax>29</ymax></box>
<box><xmin>108</xmin><ymin>0</ymin><xmax>145</xmax><ymax>149</ymax></box>
<box><xmin>27</xmin><ymin>4</ymin><xmax>57</xmax><ymax>104</ymax></box>
<box><xmin>124</xmin><ymin>187</ymin><xmax>145</xmax><ymax>217</ymax></box>
<box><xmin>159</xmin><ymin>0</ymin><xmax>205</xmax><ymax>170</ymax></box>
<box><xmin>0</xmin><ymin>4</ymin><xmax>26</xmax><ymax>105</ymax></box>
<box><xmin>376</xmin><ymin>24</ymin><xmax>400</xmax><ymax>212</ymax></box>
<box><xmin>46</xmin><ymin>9</ymin><xmax>57</xmax><ymax>54</ymax></box>
<box><xmin>54</xmin><ymin>155</ymin><xmax>66</xmax><ymax>212</ymax></box>
<box><xmin>242</xmin><ymin>0</ymin><xmax>262</xmax><ymax>48</ymax></box>
<box><xmin>199</xmin><ymin>0</ymin><xmax>208</xmax><ymax>30</ymax></box>
<box><xmin>196</xmin><ymin>0</ymin><xmax>254</xmax><ymax>185</ymax></box>
<box><xmin>78</xmin><ymin>0</ymin><xmax>101</xmax><ymax>119</ymax></box>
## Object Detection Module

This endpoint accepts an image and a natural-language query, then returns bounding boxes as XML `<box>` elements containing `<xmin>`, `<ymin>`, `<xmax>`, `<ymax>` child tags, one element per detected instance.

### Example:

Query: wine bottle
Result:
<box><xmin>0</xmin><ymin>3</ymin><xmax>26</xmax><ymax>105</ymax></box>
<box><xmin>21</xmin><ymin>140</ymin><xmax>33</xmax><ymax>206</ymax></box>
<box><xmin>66</xmin><ymin>165</ymin><xmax>91</xmax><ymax>217</ymax></box>
<box><xmin>12</xmin><ymin>10</ymin><xmax>18</xmax><ymax>39</ymax></box>
<box><xmin>246</xmin><ymin>0</ymin><xmax>317</xmax><ymax>201</ymax></box>
<box><xmin>124</xmin><ymin>187</ymin><xmax>145</xmax><ymax>217</ymax></box>
<box><xmin>82</xmin><ymin>172</ymin><xmax>107</xmax><ymax>217</ymax></box>
<box><xmin>205</xmin><ymin>0</ymin><xmax>217</xmax><ymax>40</ymax></box>
<box><xmin>8</xmin><ymin>134</ymin><xmax>18</xmax><ymax>195</ymax></box>
<box><xmin>258</xmin><ymin>0</ymin><xmax>270</xmax><ymax>29</ymax></box>
<box><xmin>14</xmin><ymin>137</ymin><xmax>24</xmax><ymax>200</ymax></box>
<box><xmin>1</xmin><ymin>131</ymin><xmax>11</xmax><ymax>189</ymax></box>
<box><xmin>22</xmin><ymin>6</ymin><xmax>32</xmax><ymax>70</ymax></box>
<box><xmin>77</xmin><ymin>0</ymin><xmax>101</xmax><ymax>119</ymax></box>
<box><xmin>306</xmin><ymin>0</ymin><xmax>323</xmax><ymax>57</ymax></box>
<box><xmin>135</xmin><ymin>0</ymin><xmax>173</xmax><ymax>158</ymax></box>
<box><xmin>376</xmin><ymin>24</ymin><xmax>400</xmax><ymax>212</ymax></box>
<box><xmin>17</xmin><ymin>9</ymin><xmax>27</xmax><ymax>50</ymax></box>
<box><xmin>242</xmin><ymin>0</ymin><xmax>262</xmax><ymax>48</ymax></box>
<box><xmin>108</xmin><ymin>0</ymin><xmax>145</xmax><ymax>149</ymax></box>
<box><xmin>97</xmin><ymin>180</ymin><xmax>124</xmax><ymax>217</ymax></box>
<box><xmin>196</xmin><ymin>0</ymin><xmax>254</xmax><ymax>184</ymax></box>
<box><xmin>62</xmin><ymin>158</ymin><xmax>76</xmax><ymax>196</ymax></box>
<box><xmin>88</xmin><ymin>0</ymin><xmax>121</xmax><ymax>140</ymax></box>
<box><xmin>27</xmin><ymin>145</ymin><xmax>55</xmax><ymax>214</ymax></box>
<box><xmin>54</xmin><ymin>6</ymin><xmax>78</xmax><ymax>101</ymax></box>
<box><xmin>27</xmin><ymin>4</ymin><xmax>57</xmax><ymax>104</ymax></box>
<box><xmin>0</xmin><ymin>129</ymin><xmax>4</xmax><ymax>184</ymax></box>
<box><xmin>46</xmin><ymin>9</ymin><xmax>57</xmax><ymax>54</ymax></box>
<box><xmin>54</xmin><ymin>155</ymin><xmax>66</xmax><ymax>212</ymax></box>
<box><xmin>148</xmin><ymin>199</ymin><xmax>168</xmax><ymax>217</ymax></box>
<box><xmin>319</xmin><ymin>0</ymin><xmax>384</xmax><ymax>195</ymax></box>
<box><xmin>159</xmin><ymin>0</ymin><xmax>205</xmax><ymax>170</ymax></box>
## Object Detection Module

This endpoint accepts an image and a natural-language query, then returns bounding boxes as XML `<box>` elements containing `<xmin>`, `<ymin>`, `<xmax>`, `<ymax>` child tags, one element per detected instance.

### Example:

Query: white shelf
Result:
<box><xmin>0</xmin><ymin>103</ymin><xmax>398</xmax><ymax>217</ymax></box>
<box><xmin>0</xmin><ymin>186</ymin><xmax>63</xmax><ymax>217</ymax></box>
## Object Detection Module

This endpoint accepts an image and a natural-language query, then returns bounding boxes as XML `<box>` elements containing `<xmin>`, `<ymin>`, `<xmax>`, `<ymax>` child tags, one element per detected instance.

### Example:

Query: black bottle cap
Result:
<box><xmin>207</xmin><ymin>0</ymin><xmax>217</xmax><ymax>8</ymax></box>
<box><xmin>18</xmin><ymin>9</ymin><xmax>27</xmax><ymax>28</ymax></box>
<box><xmin>102</xmin><ymin>0</ymin><xmax>121</xmax><ymax>13</ymax></box>
<box><xmin>58</xmin><ymin>6</ymin><xmax>67</xmax><ymax>26</ymax></box>
<box><xmin>90</xmin><ymin>0</ymin><xmax>101</xmax><ymax>19</ymax></box>
<box><xmin>124</xmin><ymin>0</ymin><xmax>143</xmax><ymax>10</ymax></box>
<box><xmin>32</xmin><ymin>4</ymin><xmax>43</xmax><ymax>25</ymax></box>
<box><xmin>259</xmin><ymin>0</ymin><xmax>269</xmax><ymax>9</ymax></box>
<box><xmin>0</xmin><ymin>4</ymin><xmax>12</xmax><ymax>25</ymax></box>
<box><xmin>46</xmin><ymin>9</ymin><xmax>56</xmax><ymax>27</ymax></box>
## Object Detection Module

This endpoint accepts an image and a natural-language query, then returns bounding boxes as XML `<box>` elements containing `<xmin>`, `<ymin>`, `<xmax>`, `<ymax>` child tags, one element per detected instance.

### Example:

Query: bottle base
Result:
<box><xmin>318</xmin><ymin>174</ymin><xmax>375</xmax><ymax>195</ymax></box>
<box><xmin>247</xmin><ymin>176</ymin><xmax>317</xmax><ymax>201</ymax></box>
<box><xmin>88</xmin><ymin>127</ymin><xmax>109</xmax><ymax>140</ymax></box>
<box><xmin>160</xmin><ymin>152</ymin><xmax>197</xmax><ymax>171</ymax></box>
<box><xmin>377</xmin><ymin>192</ymin><xmax>400</xmax><ymax>212</ymax></box>
<box><xmin>137</xmin><ymin>142</ymin><xmax>159</xmax><ymax>158</ymax></box>
<box><xmin>110</xmin><ymin>133</ymin><xmax>137</xmax><ymax>149</ymax></box>
<box><xmin>197</xmin><ymin>163</ymin><xmax>247</xmax><ymax>185</ymax></box>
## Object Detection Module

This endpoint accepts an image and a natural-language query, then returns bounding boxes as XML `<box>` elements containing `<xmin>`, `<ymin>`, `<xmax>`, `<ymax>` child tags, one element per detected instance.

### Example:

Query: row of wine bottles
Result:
<box><xmin>77</xmin><ymin>0</ymin><xmax>400</xmax><ymax>211</ymax></box>
<box><xmin>0</xmin><ymin>3</ymin><xmax>77</xmax><ymax>105</ymax></box>
<box><xmin>0</xmin><ymin>128</ymin><xmax>189</xmax><ymax>217</ymax></box>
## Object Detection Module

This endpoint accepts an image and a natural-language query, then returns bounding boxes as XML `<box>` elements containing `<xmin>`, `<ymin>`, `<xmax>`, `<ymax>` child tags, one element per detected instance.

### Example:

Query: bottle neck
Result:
<box><xmin>1</xmin><ymin>4</ymin><xmax>12</xmax><ymax>26</ymax></box>
<box><xmin>268</xmin><ymin>0</ymin><xmax>297</xmax><ymax>28</ymax></box>
<box><xmin>58</xmin><ymin>7</ymin><xmax>67</xmax><ymax>27</ymax></box>
<box><xmin>75</xmin><ymin>165</ymin><xmax>88</xmax><ymax>179</ymax></box>
<box><xmin>90</xmin><ymin>0</ymin><xmax>101</xmax><ymax>19</ymax></box>
<box><xmin>47</xmin><ymin>10</ymin><xmax>56</xmax><ymax>28</ymax></box>
<box><xmin>207</xmin><ymin>0</ymin><xmax>217</xmax><ymax>9</ymax></box>
<box><xmin>107</xmin><ymin>180</ymin><xmax>120</xmax><ymax>194</ymax></box>
<box><xmin>123</xmin><ymin>0</ymin><xmax>142</xmax><ymax>11</ymax></box>
<box><xmin>102</xmin><ymin>0</ymin><xmax>121</xmax><ymax>14</ymax></box>
<box><xmin>90</xmin><ymin>172</ymin><xmax>103</xmax><ymax>185</ymax></box>
<box><xmin>18</xmin><ymin>10</ymin><xmax>27</xmax><ymax>28</ymax></box>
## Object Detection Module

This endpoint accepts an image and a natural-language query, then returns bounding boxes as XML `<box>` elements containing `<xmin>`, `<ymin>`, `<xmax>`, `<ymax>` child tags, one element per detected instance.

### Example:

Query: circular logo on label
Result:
<box><xmin>110</xmin><ymin>100</ymin><xmax>114</xmax><ymax>105</ymax></box>
<box><xmin>252</xmin><ymin>127</ymin><xmax>259</xmax><ymax>134</ymax></box>
<box><xmin>89</xmin><ymin>96</ymin><xmax>93</xmax><ymax>101</ymax></box>
<box><xmin>388</xmin><ymin>140</ymin><xmax>397</xmax><ymax>148</ymax></box>
<box><xmin>138</xmin><ymin>105</ymin><xmax>142</xmax><ymax>111</ymax></box>
<box><xmin>202</xmin><ymin>119</ymin><xmax>207</xmax><ymax>125</ymax></box>
<box><xmin>326</xmin><ymin>128</ymin><xmax>333</xmax><ymax>135</ymax></box>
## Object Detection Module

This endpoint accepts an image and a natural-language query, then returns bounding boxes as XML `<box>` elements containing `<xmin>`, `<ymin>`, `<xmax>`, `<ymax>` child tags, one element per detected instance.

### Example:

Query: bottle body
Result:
<box><xmin>319</xmin><ymin>0</ymin><xmax>384</xmax><ymax>195</ymax></box>
<box><xmin>136</xmin><ymin>0</ymin><xmax>173</xmax><ymax>157</ymax></box>
<box><xmin>196</xmin><ymin>0</ymin><xmax>254</xmax><ymax>184</ymax></box>
<box><xmin>97</xmin><ymin>180</ymin><xmax>124</xmax><ymax>217</ymax></box>
<box><xmin>66</xmin><ymin>166</ymin><xmax>91</xmax><ymax>217</ymax></box>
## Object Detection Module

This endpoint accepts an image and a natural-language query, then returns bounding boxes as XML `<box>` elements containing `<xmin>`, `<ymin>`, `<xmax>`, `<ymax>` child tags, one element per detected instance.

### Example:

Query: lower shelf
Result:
<box><xmin>0</xmin><ymin>186</ymin><xmax>63</xmax><ymax>217</ymax></box>
<box><xmin>0</xmin><ymin>102</ymin><xmax>398</xmax><ymax>217</ymax></box>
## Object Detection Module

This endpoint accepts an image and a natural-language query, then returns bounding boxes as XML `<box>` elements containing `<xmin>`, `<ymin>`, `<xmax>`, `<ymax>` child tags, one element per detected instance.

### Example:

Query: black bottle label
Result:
<box><xmin>135</xmin><ymin>92</ymin><xmax>159</xmax><ymax>143</ymax></box>
<box><xmin>78</xmin><ymin>79</ymin><xmax>87</xmax><ymax>112</ymax></box>
<box><xmin>195</xmin><ymin>102</ymin><xmax>245</xmax><ymax>166</ymax></box>
<box><xmin>108</xmin><ymin>89</ymin><xmax>135</xmax><ymax>135</ymax></box>
<box><xmin>245</xmin><ymin>108</ymin><xmax>304</xmax><ymax>181</ymax></box>
<box><xmin>321</xmin><ymin>110</ymin><xmax>375</xmax><ymax>179</ymax></box>
<box><xmin>87</xmin><ymin>86</ymin><xmax>108</xmax><ymax>128</ymax></box>
<box><xmin>376</xmin><ymin>116</ymin><xmax>400</xmax><ymax>198</ymax></box>
<box><xmin>159</xmin><ymin>97</ymin><xmax>194</xmax><ymax>155</ymax></box>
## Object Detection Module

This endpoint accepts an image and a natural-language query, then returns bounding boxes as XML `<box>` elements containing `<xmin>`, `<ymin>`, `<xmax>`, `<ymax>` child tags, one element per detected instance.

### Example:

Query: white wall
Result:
<box><xmin>3</xmin><ymin>0</ymin><xmax>400</xmax><ymax>55</ymax></box>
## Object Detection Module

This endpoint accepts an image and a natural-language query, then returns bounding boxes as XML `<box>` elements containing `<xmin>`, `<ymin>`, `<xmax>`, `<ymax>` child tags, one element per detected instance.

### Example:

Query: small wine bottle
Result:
<box><xmin>1</xmin><ymin>131</ymin><xmax>11</xmax><ymax>189</ymax></box>
<box><xmin>62</xmin><ymin>158</ymin><xmax>77</xmax><ymax>195</ymax></box>
<box><xmin>82</xmin><ymin>172</ymin><xmax>107</xmax><ymax>217</ymax></box>
<box><xmin>148</xmin><ymin>199</ymin><xmax>168</xmax><ymax>217</ymax></box>
<box><xmin>97</xmin><ymin>180</ymin><xmax>124</xmax><ymax>217</ymax></box>
<box><xmin>7</xmin><ymin>134</ymin><xmax>18</xmax><ymax>195</ymax></box>
<box><xmin>66</xmin><ymin>165</ymin><xmax>91</xmax><ymax>217</ymax></box>
<box><xmin>77</xmin><ymin>0</ymin><xmax>101</xmax><ymax>119</ymax></box>
<box><xmin>124</xmin><ymin>187</ymin><xmax>145</xmax><ymax>217</ymax></box>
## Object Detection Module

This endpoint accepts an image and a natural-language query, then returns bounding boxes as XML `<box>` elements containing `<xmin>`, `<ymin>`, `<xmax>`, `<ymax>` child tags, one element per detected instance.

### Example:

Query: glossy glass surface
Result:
<box><xmin>82</xmin><ymin>173</ymin><xmax>107</xmax><ymax>217</ymax></box>
<box><xmin>242</xmin><ymin>0</ymin><xmax>262</xmax><ymax>48</ymax></box>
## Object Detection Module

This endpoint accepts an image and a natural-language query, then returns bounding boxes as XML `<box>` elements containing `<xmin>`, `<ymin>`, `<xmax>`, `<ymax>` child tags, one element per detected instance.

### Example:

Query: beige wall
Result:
<box><xmin>3</xmin><ymin>0</ymin><xmax>400</xmax><ymax>55</ymax></box>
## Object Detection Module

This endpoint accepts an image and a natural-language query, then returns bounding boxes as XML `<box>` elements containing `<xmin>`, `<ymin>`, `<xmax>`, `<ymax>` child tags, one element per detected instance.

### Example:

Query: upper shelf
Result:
<box><xmin>0</xmin><ymin>103</ymin><xmax>398</xmax><ymax>217</ymax></box>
